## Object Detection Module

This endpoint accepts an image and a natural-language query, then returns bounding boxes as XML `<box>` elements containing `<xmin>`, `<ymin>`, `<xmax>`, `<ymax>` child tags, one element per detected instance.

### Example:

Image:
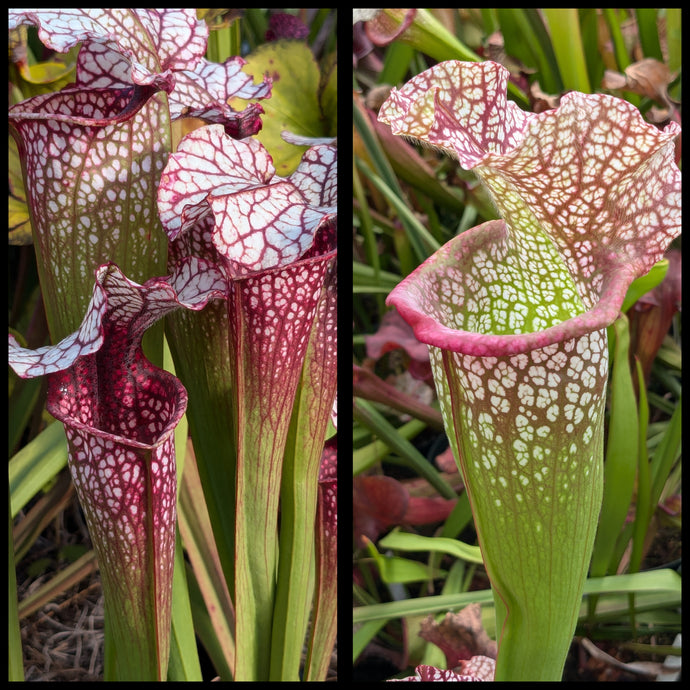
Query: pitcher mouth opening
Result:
<box><xmin>46</xmin><ymin>367</ymin><xmax>188</xmax><ymax>450</ymax></box>
<box><xmin>387</xmin><ymin>225</ymin><xmax>636</xmax><ymax>358</ymax></box>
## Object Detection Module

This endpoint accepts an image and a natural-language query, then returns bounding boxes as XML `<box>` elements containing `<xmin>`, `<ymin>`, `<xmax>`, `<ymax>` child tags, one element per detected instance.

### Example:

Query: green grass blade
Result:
<box><xmin>591</xmin><ymin>316</ymin><xmax>638</xmax><ymax>577</ymax></box>
<box><xmin>602</xmin><ymin>8</ymin><xmax>632</xmax><ymax>71</ymax></box>
<box><xmin>269</xmin><ymin>397</ymin><xmax>320</xmax><ymax>680</ymax></box>
<box><xmin>353</xmin><ymin>399</ymin><xmax>456</xmax><ymax>500</ymax></box>
<box><xmin>354</xmin><ymin>589</ymin><xmax>495</xmax><ymax>624</ymax></box>
<box><xmin>178</xmin><ymin>452</ymin><xmax>236</xmax><ymax>679</ymax></box>
<box><xmin>8</xmin><ymin>375</ymin><xmax>42</xmax><ymax>456</ymax></box>
<box><xmin>354</xmin><ymin>619</ymin><xmax>388</xmax><ymax>662</ymax></box>
<box><xmin>185</xmin><ymin>563</ymin><xmax>234</xmax><ymax>680</ymax></box>
<box><xmin>635</xmin><ymin>9</ymin><xmax>663</xmax><ymax>61</ymax></box>
<box><xmin>542</xmin><ymin>8</ymin><xmax>591</xmax><ymax>93</ymax></box>
<box><xmin>9</xmin><ymin>420</ymin><xmax>68</xmax><ymax>518</ymax></box>
<box><xmin>621</xmin><ymin>259</ymin><xmax>668</xmax><ymax>313</ymax></box>
<box><xmin>353</xmin><ymin>569</ymin><xmax>681</xmax><ymax>624</ymax></box>
<box><xmin>352</xmin><ymin>261</ymin><xmax>402</xmax><ymax>291</ymax></box>
<box><xmin>578</xmin><ymin>8</ymin><xmax>605</xmax><ymax>97</ymax></box>
<box><xmin>629</xmin><ymin>359</ymin><xmax>651</xmax><ymax>574</ymax></box>
<box><xmin>649</xmin><ymin>397</ymin><xmax>681</xmax><ymax>507</ymax></box>
<box><xmin>353</xmin><ymin>97</ymin><xmax>403</xmax><ymax>195</ymax></box>
<box><xmin>357</xmin><ymin>160</ymin><xmax>441</xmax><ymax>261</ymax></box>
<box><xmin>379</xmin><ymin>40</ymin><xmax>415</xmax><ymax>86</ymax></box>
<box><xmin>666</xmin><ymin>9</ymin><xmax>681</xmax><ymax>100</ymax></box>
<box><xmin>365</xmin><ymin>537</ymin><xmax>446</xmax><ymax>584</ymax></box>
<box><xmin>378</xmin><ymin>529</ymin><xmax>484</xmax><ymax>564</ymax></box>
<box><xmin>8</xmin><ymin>484</ymin><xmax>24</xmax><ymax>681</ymax></box>
<box><xmin>497</xmin><ymin>8</ymin><xmax>562</xmax><ymax>93</ymax></box>
<box><xmin>386</xmin><ymin>8</ymin><xmax>482</xmax><ymax>64</ymax></box>
<box><xmin>353</xmin><ymin>418</ymin><xmax>427</xmax><ymax>475</ymax></box>
<box><xmin>353</xmin><ymin>166</ymin><xmax>383</xmax><ymax>312</ymax></box>
<box><xmin>167</xmin><ymin>529</ymin><xmax>203</xmax><ymax>681</ymax></box>
<box><xmin>165</xmin><ymin>305</ymin><xmax>237</xmax><ymax>600</ymax></box>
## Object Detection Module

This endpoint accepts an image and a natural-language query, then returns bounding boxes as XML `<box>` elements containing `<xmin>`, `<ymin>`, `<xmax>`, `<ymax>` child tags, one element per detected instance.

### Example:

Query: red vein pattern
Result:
<box><xmin>160</xmin><ymin>136</ymin><xmax>337</xmax><ymax>678</ymax></box>
<box><xmin>381</xmin><ymin>61</ymin><xmax>681</xmax><ymax>355</ymax></box>
<box><xmin>389</xmin><ymin>662</ymin><xmax>489</xmax><ymax>682</ymax></box>
<box><xmin>9</xmin><ymin>9</ymin><xmax>271</xmax><ymax>342</ymax></box>
<box><xmin>159</xmin><ymin>125</ymin><xmax>337</xmax><ymax>271</ymax></box>
<box><xmin>169</xmin><ymin>56</ymin><xmax>272</xmax><ymax>137</ymax></box>
<box><xmin>8</xmin><ymin>9</ymin><xmax>207</xmax><ymax>80</ymax></box>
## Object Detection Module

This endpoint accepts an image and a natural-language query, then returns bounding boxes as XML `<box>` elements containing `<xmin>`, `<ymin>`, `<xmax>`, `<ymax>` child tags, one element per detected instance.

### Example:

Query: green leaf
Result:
<box><xmin>591</xmin><ymin>315</ymin><xmax>639</xmax><ymax>577</ymax></box>
<box><xmin>621</xmin><ymin>259</ymin><xmax>668</xmax><ymax>313</ymax></box>
<box><xmin>353</xmin><ymin>399</ymin><xmax>456</xmax><ymax>500</ymax></box>
<box><xmin>9</xmin><ymin>421</ymin><xmax>68</xmax><ymax>518</ymax></box>
<box><xmin>357</xmin><ymin>160</ymin><xmax>441</xmax><ymax>262</ymax></box>
<box><xmin>649</xmin><ymin>397</ymin><xmax>682</xmax><ymax>508</ymax></box>
<box><xmin>372</xmin><ymin>9</ymin><xmax>482</xmax><ymax>64</ymax></box>
<box><xmin>178</xmin><ymin>444</ymin><xmax>236</xmax><ymax>679</ymax></box>
<box><xmin>352</xmin><ymin>261</ymin><xmax>402</xmax><ymax>291</ymax></box>
<box><xmin>353</xmin><ymin>619</ymin><xmax>388</xmax><ymax>662</ymax></box>
<box><xmin>8</xmin><ymin>136</ymin><xmax>32</xmax><ymax>246</ymax></box>
<box><xmin>635</xmin><ymin>9</ymin><xmax>663</xmax><ymax>61</ymax></box>
<box><xmin>8</xmin><ymin>484</ymin><xmax>24</xmax><ymax>681</ymax></box>
<box><xmin>365</xmin><ymin>537</ymin><xmax>446</xmax><ymax>584</ymax></box>
<box><xmin>234</xmin><ymin>41</ymin><xmax>335</xmax><ymax>175</ymax></box>
<box><xmin>378</xmin><ymin>529</ymin><xmax>484</xmax><ymax>565</ymax></box>
<box><xmin>542</xmin><ymin>9</ymin><xmax>591</xmax><ymax>92</ymax></box>
<box><xmin>353</xmin><ymin>569</ymin><xmax>681</xmax><ymax>624</ymax></box>
<box><xmin>497</xmin><ymin>8</ymin><xmax>563</xmax><ymax>93</ymax></box>
<box><xmin>629</xmin><ymin>358</ymin><xmax>651</xmax><ymax>575</ymax></box>
<box><xmin>167</xmin><ymin>529</ymin><xmax>203</xmax><ymax>681</ymax></box>
<box><xmin>353</xmin><ymin>418</ymin><xmax>427</xmax><ymax>475</ymax></box>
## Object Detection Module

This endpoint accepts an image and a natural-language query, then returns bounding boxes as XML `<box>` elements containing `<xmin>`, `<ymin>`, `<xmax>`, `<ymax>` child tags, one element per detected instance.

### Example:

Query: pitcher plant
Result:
<box><xmin>380</xmin><ymin>60</ymin><xmax>680</xmax><ymax>681</ymax></box>
<box><xmin>9</xmin><ymin>8</ymin><xmax>337</xmax><ymax>681</ymax></box>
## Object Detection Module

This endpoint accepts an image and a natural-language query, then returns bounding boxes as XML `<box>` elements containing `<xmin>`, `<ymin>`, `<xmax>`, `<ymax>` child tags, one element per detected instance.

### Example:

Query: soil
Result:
<box><xmin>20</xmin><ymin>576</ymin><xmax>104</xmax><ymax>681</ymax></box>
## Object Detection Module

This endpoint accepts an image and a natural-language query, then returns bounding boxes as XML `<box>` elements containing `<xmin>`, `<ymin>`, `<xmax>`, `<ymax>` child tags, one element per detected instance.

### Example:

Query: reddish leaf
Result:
<box><xmin>306</xmin><ymin>447</ymin><xmax>338</xmax><ymax>680</ymax></box>
<box><xmin>629</xmin><ymin>249</ymin><xmax>681</xmax><ymax>386</ymax></box>
<box><xmin>353</xmin><ymin>364</ymin><xmax>444</xmax><ymax>429</ymax></box>
<box><xmin>364</xmin><ymin>9</ymin><xmax>417</xmax><ymax>47</ymax></box>
<box><xmin>404</xmin><ymin>495</ymin><xmax>456</xmax><ymax>525</ymax></box>
<box><xmin>353</xmin><ymin>475</ymin><xmax>455</xmax><ymax>547</ymax></box>
<box><xmin>365</xmin><ymin>309</ymin><xmax>432</xmax><ymax>382</ymax></box>
<box><xmin>434</xmin><ymin>445</ymin><xmax>458</xmax><ymax>474</ymax></box>
<box><xmin>354</xmin><ymin>476</ymin><xmax>409</xmax><ymax>547</ymax></box>
<box><xmin>319</xmin><ymin>436</ymin><xmax>337</xmax><ymax>481</ymax></box>
<box><xmin>265</xmin><ymin>12</ymin><xmax>310</xmax><ymax>42</ymax></box>
<box><xmin>300</xmin><ymin>250</ymin><xmax>338</xmax><ymax>440</ymax></box>
<box><xmin>419</xmin><ymin>606</ymin><xmax>497</xmax><ymax>668</ymax></box>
